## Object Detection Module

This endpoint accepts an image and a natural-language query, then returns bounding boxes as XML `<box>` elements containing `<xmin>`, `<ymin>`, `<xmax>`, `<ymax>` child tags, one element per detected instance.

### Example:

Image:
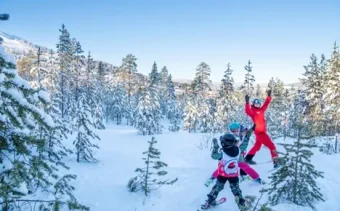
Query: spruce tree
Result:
<box><xmin>56</xmin><ymin>24</ymin><xmax>74</xmax><ymax>119</ymax></box>
<box><xmin>241</xmin><ymin>60</ymin><xmax>255</xmax><ymax>95</ymax></box>
<box><xmin>300</xmin><ymin>54</ymin><xmax>327</xmax><ymax>135</ymax></box>
<box><xmin>134</xmin><ymin>87</ymin><xmax>163</xmax><ymax>135</ymax></box>
<box><xmin>127</xmin><ymin>137</ymin><xmax>178</xmax><ymax>196</ymax></box>
<box><xmin>324</xmin><ymin>43</ymin><xmax>340</xmax><ymax>135</ymax></box>
<box><xmin>216</xmin><ymin>63</ymin><xmax>235</xmax><ymax>132</ymax></box>
<box><xmin>193</xmin><ymin>62</ymin><xmax>212</xmax><ymax>97</ymax></box>
<box><xmin>120</xmin><ymin>54</ymin><xmax>137</xmax><ymax>104</ymax></box>
<box><xmin>168</xmin><ymin>102</ymin><xmax>182</xmax><ymax>132</ymax></box>
<box><xmin>266</xmin><ymin>78</ymin><xmax>287</xmax><ymax>139</ymax></box>
<box><xmin>160</xmin><ymin>66</ymin><xmax>169</xmax><ymax>86</ymax></box>
<box><xmin>149</xmin><ymin>61</ymin><xmax>160</xmax><ymax>87</ymax></box>
<box><xmin>73</xmin><ymin>90</ymin><xmax>100</xmax><ymax>163</ymax></box>
<box><xmin>265</xmin><ymin>91</ymin><xmax>324</xmax><ymax>210</ymax></box>
<box><xmin>0</xmin><ymin>21</ymin><xmax>87</xmax><ymax>209</ymax></box>
<box><xmin>183</xmin><ymin>98</ymin><xmax>200</xmax><ymax>133</ymax></box>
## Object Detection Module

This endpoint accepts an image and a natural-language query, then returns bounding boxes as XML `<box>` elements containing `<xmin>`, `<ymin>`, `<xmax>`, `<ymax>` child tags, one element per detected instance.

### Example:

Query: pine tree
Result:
<box><xmin>241</xmin><ymin>60</ymin><xmax>255</xmax><ymax>95</ymax></box>
<box><xmin>56</xmin><ymin>24</ymin><xmax>74</xmax><ymax>119</ymax></box>
<box><xmin>168</xmin><ymin>102</ymin><xmax>182</xmax><ymax>132</ymax></box>
<box><xmin>216</xmin><ymin>63</ymin><xmax>235</xmax><ymax>131</ymax></box>
<box><xmin>265</xmin><ymin>91</ymin><xmax>324</xmax><ymax>210</ymax></box>
<box><xmin>120</xmin><ymin>54</ymin><xmax>137</xmax><ymax>104</ymax></box>
<box><xmin>0</xmin><ymin>23</ymin><xmax>87</xmax><ymax>210</ymax></box>
<box><xmin>192</xmin><ymin>62</ymin><xmax>212</xmax><ymax>98</ymax></box>
<box><xmin>266</xmin><ymin>78</ymin><xmax>287</xmax><ymax>139</ymax></box>
<box><xmin>183</xmin><ymin>98</ymin><xmax>200</xmax><ymax>133</ymax></box>
<box><xmin>324</xmin><ymin>43</ymin><xmax>340</xmax><ymax>135</ymax></box>
<box><xmin>219</xmin><ymin>63</ymin><xmax>234</xmax><ymax>98</ymax></box>
<box><xmin>127</xmin><ymin>137</ymin><xmax>178</xmax><ymax>196</ymax></box>
<box><xmin>300</xmin><ymin>54</ymin><xmax>327</xmax><ymax>135</ymax></box>
<box><xmin>93</xmin><ymin>61</ymin><xmax>105</xmax><ymax>129</ymax></box>
<box><xmin>164</xmin><ymin>74</ymin><xmax>177</xmax><ymax>118</ymax></box>
<box><xmin>255</xmin><ymin>84</ymin><xmax>263</xmax><ymax>97</ymax></box>
<box><xmin>73</xmin><ymin>90</ymin><xmax>100</xmax><ymax>162</ymax></box>
<box><xmin>149</xmin><ymin>61</ymin><xmax>160</xmax><ymax>87</ymax></box>
<box><xmin>160</xmin><ymin>66</ymin><xmax>169</xmax><ymax>86</ymax></box>
<box><xmin>134</xmin><ymin>87</ymin><xmax>163</xmax><ymax>135</ymax></box>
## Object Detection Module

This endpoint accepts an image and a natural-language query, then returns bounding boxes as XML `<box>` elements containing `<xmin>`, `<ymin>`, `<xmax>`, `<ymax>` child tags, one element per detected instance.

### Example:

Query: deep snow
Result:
<box><xmin>64</xmin><ymin>124</ymin><xmax>340</xmax><ymax>211</ymax></box>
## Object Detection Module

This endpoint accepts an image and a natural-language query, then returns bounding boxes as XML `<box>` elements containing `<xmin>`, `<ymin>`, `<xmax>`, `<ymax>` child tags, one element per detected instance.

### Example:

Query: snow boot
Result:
<box><xmin>273</xmin><ymin>157</ymin><xmax>282</xmax><ymax>169</ymax></box>
<box><xmin>235</xmin><ymin>196</ymin><xmax>247</xmax><ymax>211</ymax></box>
<box><xmin>245</xmin><ymin>154</ymin><xmax>257</xmax><ymax>165</ymax></box>
<box><xmin>200</xmin><ymin>199</ymin><xmax>216</xmax><ymax>210</ymax></box>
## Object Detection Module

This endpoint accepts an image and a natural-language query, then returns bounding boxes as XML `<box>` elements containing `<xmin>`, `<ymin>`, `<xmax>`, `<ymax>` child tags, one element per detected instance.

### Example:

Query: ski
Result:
<box><xmin>197</xmin><ymin>197</ymin><xmax>226</xmax><ymax>210</ymax></box>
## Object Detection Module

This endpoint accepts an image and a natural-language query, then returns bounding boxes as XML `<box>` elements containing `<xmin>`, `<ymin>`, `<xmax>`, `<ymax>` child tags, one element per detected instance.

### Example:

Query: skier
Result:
<box><xmin>205</xmin><ymin>123</ymin><xmax>265</xmax><ymax>187</ymax></box>
<box><xmin>200</xmin><ymin>133</ymin><xmax>246</xmax><ymax>210</ymax></box>
<box><xmin>244</xmin><ymin>89</ymin><xmax>280</xmax><ymax>168</ymax></box>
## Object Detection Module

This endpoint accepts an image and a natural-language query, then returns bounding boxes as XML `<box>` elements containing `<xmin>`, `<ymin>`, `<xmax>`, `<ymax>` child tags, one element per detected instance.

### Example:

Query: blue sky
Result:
<box><xmin>1</xmin><ymin>0</ymin><xmax>339</xmax><ymax>84</ymax></box>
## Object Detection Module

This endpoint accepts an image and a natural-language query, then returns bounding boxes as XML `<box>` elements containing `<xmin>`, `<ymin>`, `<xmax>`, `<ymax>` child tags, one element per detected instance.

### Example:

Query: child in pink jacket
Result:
<box><xmin>205</xmin><ymin>123</ymin><xmax>265</xmax><ymax>187</ymax></box>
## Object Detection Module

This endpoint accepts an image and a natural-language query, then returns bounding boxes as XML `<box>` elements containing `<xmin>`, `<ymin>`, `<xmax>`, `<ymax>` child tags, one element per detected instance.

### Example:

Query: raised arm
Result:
<box><xmin>211</xmin><ymin>138</ymin><xmax>222</xmax><ymax>160</ymax></box>
<box><xmin>244</xmin><ymin>94</ymin><xmax>254</xmax><ymax>116</ymax></box>
<box><xmin>262</xmin><ymin>90</ymin><xmax>272</xmax><ymax>111</ymax></box>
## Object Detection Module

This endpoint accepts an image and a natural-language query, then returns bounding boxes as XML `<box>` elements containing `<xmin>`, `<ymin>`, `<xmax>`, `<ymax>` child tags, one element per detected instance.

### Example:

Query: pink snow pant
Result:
<box><xmin>211</xmin><ymin>162</ymin><xmax>259</xmax><ymax>180</ymax></box>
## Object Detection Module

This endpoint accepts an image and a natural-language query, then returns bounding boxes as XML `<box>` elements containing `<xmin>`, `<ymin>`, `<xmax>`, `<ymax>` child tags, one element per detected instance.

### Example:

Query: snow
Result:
<box><xmin>62</xmin><ymin>124</ymin><xmax>340</xmax><ymax>211</ymax></box>
<box><xmin>0</xmin><ymin>31</ymin><xmax>36</xmax><ymax>56</ymax></box>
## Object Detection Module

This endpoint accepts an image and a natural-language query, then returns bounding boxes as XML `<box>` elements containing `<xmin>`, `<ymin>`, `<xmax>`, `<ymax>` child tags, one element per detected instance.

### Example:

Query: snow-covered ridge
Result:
<box><xmin>0</xmin><ymin>31</ymin><xmax>49</xmax><ymax>58</ymax></box>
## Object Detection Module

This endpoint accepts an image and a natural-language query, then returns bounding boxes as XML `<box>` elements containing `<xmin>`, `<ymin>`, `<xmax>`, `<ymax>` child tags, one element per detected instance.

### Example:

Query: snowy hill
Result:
<box><xmin>0</xmin><ymin>31</ymin><xmax>117</xmax><ymax>71</ymax></box>
<box><xmin>64</xmin><ymin>124</ymin><xmax>340</xmax><ymax>211</ymax></box>
<box><xmin>0</xmin><ymin>31</ymin><xmax>49</xmax><ymax>60</ymax></box>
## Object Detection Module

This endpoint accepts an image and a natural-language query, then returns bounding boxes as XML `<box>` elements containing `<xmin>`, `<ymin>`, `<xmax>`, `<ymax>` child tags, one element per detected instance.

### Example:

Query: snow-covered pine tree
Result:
<box><xmin>324</xmin><ymin>43</ymin><xmax>340</xmax><ymax>136</ymax></box>
<box><xmin>29</xmin><ymin>47</ymin><xmax>47</xmax><ymax>89</ymax></box>
<box><xmin>164</xmin><ymin>74</ymin><xmax>182</xmax><ymax>131</ymax></box>
<box><xmin>134</xmin><ymin>86</ymin><xmax>163</xmax><ymax>135</ymax></box>
<box><xmin>193</xmin><ymin>62</ymin><xmax>212</xmax><ymax>98</ymax></box>
<box><xmin>266</xmin><ymin>78</ymin><xmax>287</xmax><ymax>139</ymax></box>
<box><xmin>255</xmin><ymin>84</ymin><xmax>263</xmax><ymax>98</ymax></box>
<box><xmin>241</xmin><ymin>60</ymin><xmax>255</xmax><ymax>96</ymax></box>
<box><xmin>149</xmin><ymin>61</ymin><xmax>161</xmax><ymax>87</ymax></box>
<box><xmin>93</xmin><ymin>61</ymin><xmax>105</xmax><ymax>129</ymax></box>
<box><xmin>71</xmin><ymin>43</ymin><xmax>100</xmax><ymax>162</ymax></box>
<box><xmin>119</xmin><ymin>54</ymin><xmax>138</xmax><ymax>124</ymax></box>
<box><xmin>160</xmin><ymin>66</ymin><xmax>169</xmax><ymax>87</ymax></box>
<box><xmin>216</xmin><ymin>63</ymin><xmax>235</xmax><ymax>132</ymax></box>
<box><xmin>168</xmin><ymin>102</ymin><xmax>182</xmax><ymax>132</ymax></box>
<box><xmin>73</xmin><ymin>89</ymin><xmax>100</xmax><ymax>162</ymax></box>
<box><xmin>183</xmin><ymin>97</ymin><xmax>200</xmax><ymax>133</ymax></box>
<box><xmin>265</xmin><ymin>91</ymin><xmax>324</xmax><ymax>210</ymax></box>
<box><xmin>0</xmin><ymin>22</ymin><xmax>87</xmax><ymax>209</ymax></box>
<box><xmin>300</xmin><ymin>54</ymin><xmax>327</xmax><ymax>136</ymax></box>
<box><xmin>56</xmin><ymin>24</ymin><xmax>74</xmax><ymax>119</ymax></box>
<box><xmin>127</xmin><ymin>137</ymin><xmax>178</xmax><ymax>196</ymax></box>
<box><xmin>165</xmin><ymin>74</ymin><xmax>176</xmax><ymax>118</ymax></box>
<box><xmin>105</xmin><ymin>83</ymin><xmax>127</xmax><ymax>125</ymax></box>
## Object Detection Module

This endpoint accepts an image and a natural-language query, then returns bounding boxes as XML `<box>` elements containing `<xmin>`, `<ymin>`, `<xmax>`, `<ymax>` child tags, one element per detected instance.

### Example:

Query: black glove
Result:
<box><xmin>267</xmin><ymin>89</ymin><xmax>272</xmax><ymax>96</ymax></box>
<box><xmin>245</xmin><ymin>95</ymin><xmax>250</xmax><ymax>103</ymax></box>
<box><xmin>252</xmin><ymin>124</ymin><xmax>256</xmax><ymax>130</ymax></box>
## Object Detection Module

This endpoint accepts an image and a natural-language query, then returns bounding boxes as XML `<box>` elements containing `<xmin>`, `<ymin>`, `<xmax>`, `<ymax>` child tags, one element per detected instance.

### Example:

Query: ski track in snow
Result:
<box><xmin>65</xmin><ymin>124</ymin><xmax>340</xmax><ymax>211</ymax></box>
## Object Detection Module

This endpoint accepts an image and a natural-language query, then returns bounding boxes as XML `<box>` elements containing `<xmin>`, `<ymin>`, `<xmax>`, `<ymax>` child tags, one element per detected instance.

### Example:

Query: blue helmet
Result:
<box><xmin>228</xmin><ymin>122</ymin><xmax>240</xmax><ymax>131</ymax></box>
<box><xmin>252</xmin><ymin>98</ymin><xmax>262</xmax><ymax>106</ymax></box>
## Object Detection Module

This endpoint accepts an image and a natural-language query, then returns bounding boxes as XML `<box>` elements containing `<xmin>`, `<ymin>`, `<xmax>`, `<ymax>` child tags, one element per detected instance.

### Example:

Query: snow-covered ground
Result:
<box><xmin>64</xmin><ymin>124</ymin><xmax>340</xmax><ymax>211</ymax></box>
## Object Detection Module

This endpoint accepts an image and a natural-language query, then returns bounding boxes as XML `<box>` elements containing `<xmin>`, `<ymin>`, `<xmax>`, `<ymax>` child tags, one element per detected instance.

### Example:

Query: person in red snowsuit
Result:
<box><xmin>244</xmin><ymin>90</ymin><xmax>280</xmax><ymax>168</ymax></box>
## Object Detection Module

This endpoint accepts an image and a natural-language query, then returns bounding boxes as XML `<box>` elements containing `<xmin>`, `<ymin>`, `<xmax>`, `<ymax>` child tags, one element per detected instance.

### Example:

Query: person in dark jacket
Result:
<box><xmin>200</xmin><ymin>133</ymin><xmax>246</xmax><ymax>210</ymax></box>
